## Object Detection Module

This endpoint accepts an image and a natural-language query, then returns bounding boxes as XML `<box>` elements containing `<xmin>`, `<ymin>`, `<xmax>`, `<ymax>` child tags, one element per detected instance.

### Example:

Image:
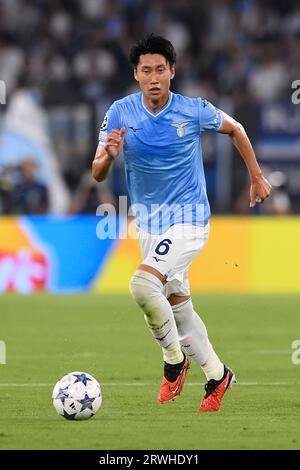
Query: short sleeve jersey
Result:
<box><xmin>99</xmin><ymin>92</ymin><xmax>223</xmax><ymax>234</ymax></box>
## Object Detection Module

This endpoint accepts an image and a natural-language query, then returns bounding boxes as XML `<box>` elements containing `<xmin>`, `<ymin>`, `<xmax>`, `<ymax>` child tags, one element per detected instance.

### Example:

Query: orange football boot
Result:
<box><xmin>158</xmin><ymin>356</ymin><xmax>189</xmax><ymax>403</ymax></box>
<box><xmin>199</xmin><ymin>366</ymin><xmax>236</xmax><ymax>412</ymax></box>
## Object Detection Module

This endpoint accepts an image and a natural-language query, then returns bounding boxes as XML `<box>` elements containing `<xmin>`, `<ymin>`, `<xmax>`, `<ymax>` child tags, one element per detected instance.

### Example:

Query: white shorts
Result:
<box><xmin>137</xmin><ymin>223</ymin><xmax>210</xmax><ymax>298</ymax></box>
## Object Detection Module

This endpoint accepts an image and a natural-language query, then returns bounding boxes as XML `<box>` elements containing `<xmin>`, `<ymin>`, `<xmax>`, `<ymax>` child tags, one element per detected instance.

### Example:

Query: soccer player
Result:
<box><xmin>92</xmin><ymin>35</ymin><xmax>272</xmax><ymax>412</ymax></box>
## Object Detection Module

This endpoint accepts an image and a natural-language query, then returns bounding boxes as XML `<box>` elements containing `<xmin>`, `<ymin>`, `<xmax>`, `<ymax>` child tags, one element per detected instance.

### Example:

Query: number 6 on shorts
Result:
<box><xmin>155</xmin><ymin>239</ymin><xmax>172</xmax><ymax>256</ymax></box>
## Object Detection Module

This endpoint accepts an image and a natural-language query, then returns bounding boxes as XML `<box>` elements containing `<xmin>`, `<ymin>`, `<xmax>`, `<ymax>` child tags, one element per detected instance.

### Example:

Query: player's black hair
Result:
<box><xmin>129</xmin><ymin>34</ymin><xmax>176</xmax><ymax>68</ymax></box>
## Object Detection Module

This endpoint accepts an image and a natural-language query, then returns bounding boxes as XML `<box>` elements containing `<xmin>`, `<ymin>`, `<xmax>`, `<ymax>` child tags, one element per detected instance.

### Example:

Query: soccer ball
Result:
<box><xmin>52</xmin><ymin>371</ymin><xmax>102</xmax><ymax>420</ymax></box>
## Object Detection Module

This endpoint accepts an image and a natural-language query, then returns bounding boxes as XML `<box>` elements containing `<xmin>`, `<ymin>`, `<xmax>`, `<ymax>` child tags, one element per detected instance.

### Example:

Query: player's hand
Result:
<box><xmin>105</xmin><ymin>128</ymin><xmax>126</xmax><ymax>159</ymax></box>
<box><xmin>249</xmin><ymin>174</ymin><xmax>272</xmax><ymax>207</ymax></box>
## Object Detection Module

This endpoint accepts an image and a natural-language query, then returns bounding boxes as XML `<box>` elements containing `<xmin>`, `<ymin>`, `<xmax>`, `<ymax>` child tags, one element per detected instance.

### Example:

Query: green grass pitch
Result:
<box><xmin>0</xmin><ymin>293</ymin><xmax>299</xmax><ymax>450</ymax></box>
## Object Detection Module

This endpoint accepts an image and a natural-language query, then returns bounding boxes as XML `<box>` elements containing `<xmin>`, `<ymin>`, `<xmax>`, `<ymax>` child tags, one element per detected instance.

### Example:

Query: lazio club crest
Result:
<box><xmin>170</xmin><ymin>122</ymin><xmax>189</xmax><ymax>137</ymax></box>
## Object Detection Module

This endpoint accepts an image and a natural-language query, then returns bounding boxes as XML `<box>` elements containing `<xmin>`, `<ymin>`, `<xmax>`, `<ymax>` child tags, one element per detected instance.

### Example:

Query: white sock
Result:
<box><xmin>172</xmin><ymin>299</ymin><xmax>224</xmax><ymax>380</ymax></box>
<box><xmin>201</xmin><ymin>350</ymin><xmax>224</xmax><ymax>381</ymax></box>
<box><xmin>130</xmin><ymin>270</ymin><xmax>184</xmax><ymax>364</ymax></box>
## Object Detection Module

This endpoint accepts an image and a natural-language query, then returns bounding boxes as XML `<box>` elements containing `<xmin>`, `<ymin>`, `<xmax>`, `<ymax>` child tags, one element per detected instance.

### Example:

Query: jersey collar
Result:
<box><xmin>141</xmin><ymin>92</ymin><xmax>173</xmax><ymax>118</ymax></box>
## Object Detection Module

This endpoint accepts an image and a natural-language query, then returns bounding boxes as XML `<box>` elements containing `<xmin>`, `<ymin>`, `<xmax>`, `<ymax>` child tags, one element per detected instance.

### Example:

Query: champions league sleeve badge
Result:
<box><xmin>100</xmin><ymin>114</ymin><xmax>108</xmax><ymax>131</ymax></box>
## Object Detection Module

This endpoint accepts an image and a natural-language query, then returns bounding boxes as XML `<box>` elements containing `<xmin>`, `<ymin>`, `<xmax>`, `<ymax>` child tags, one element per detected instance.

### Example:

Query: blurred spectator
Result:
<box><xmin>68</xmin><ymin>171</ymin><xmax>116</xmax><ymax>214</ymax></box>
<box><xmin>248</xmin><ymin>49</ymin><xmax>290</xmax><ymax>103</ymax></box>
<box><xmin>11</xmin><ymin>159</ymin><xmax>49</xmax><ymax>214</ymax></box>
<box><xmin>0</xmin><ymin>167</ymin><xmax>14</xmax><ymax>214</ymax></box>
<box><xmin>262</xmin><ymin>170</ymin><xmax>291</xmax><ymax>215</ymax></box>
<box><xmin>0</xmin><ymin>75</ymin><xmax>70</xmax><ymax>213</ymax></box>
<box><xmin>235</xmin><ymin>168</ymin><xmax>291</xmax><ymax>215</ymax></box>
<box><xmin>0</xmin><ymin>33</ymin><xmax>25</xmax><ymax>96</ymax></box>
<box><xmin>0</xmin><ymin>0</ymin><xmax>299</xmax><ymax>215</ymax></box>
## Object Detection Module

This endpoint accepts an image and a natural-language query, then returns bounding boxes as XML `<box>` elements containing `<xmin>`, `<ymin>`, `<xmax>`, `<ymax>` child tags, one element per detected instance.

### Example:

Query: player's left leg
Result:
<box><xmin>169</xmin><ymin>288</ymin><xmax>224</xmax><ymax>380</ymax></box>
<box><xmin>169</xmin><ymin>292</ymin><xmax>236</xmax><ymax>411</ymax></box>
<box><xmin>130</xmin><ymin>226</ymin><xmax>194</xmax><ymax>403</ymax></box>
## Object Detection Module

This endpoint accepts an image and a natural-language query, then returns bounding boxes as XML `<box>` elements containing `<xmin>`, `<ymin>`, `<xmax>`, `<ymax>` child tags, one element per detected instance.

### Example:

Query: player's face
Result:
<box><xmin>134</xmin><ymin>54</ymin><xmax>175</xmax><ymax>109</ymax></box>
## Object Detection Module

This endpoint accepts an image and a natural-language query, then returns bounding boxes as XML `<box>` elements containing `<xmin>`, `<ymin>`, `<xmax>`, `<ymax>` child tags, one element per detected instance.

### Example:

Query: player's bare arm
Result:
<box><xmin>218</xmin><ymin>112</ymin><xmax>272</xmax><ymax>207</ymax></box>
<box><xmin>92</xmin><ymin>127</ymin><xmax>126</xmax><ymax>182</ymax></box>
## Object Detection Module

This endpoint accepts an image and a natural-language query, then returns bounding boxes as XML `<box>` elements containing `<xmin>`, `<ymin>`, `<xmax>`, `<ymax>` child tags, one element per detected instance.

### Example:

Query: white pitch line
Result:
<box><xmin>0</xmin><ymin>383</ymin><xmax>53</xmax><ymax>387</ymax></box>
<box><xmin>254</xmin><ymin>350</ymin><xmax>292</xmax><ymax>355</ymax></box>
<box><xmin>0</xmin><ymin>382</ymin><xmax>299</xmax><ymax>387</ymax></box>
<box><xmin>9</xmin><ymin>353</ymin><xmax>97</xmax><ymax>360</ymax></box>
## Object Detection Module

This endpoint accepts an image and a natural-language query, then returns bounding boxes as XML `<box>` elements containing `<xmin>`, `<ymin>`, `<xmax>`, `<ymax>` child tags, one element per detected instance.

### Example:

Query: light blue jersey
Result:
<box><xmin>99</xmin><ymin>92</ymin><xmax>223</xmax><ymax>234</ymax></box>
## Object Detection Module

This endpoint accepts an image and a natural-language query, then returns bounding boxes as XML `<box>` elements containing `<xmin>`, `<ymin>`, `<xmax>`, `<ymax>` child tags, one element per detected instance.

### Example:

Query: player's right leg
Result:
<box><xmin>129</xmin><ymin>227</ymin><xmax>191</xmax><ymax>403</ymax></box>
<box><xmin>129</xmin><ymin>265</ymin><xmax>188</xmax><ymax>403</ymax></box>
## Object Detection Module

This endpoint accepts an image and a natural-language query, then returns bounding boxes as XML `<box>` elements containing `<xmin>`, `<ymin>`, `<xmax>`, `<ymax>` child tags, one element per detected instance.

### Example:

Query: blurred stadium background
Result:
<box><xmin>0</xmin><ymin>0</ymin><xmax>299</xmax><ymax>294</ymax></box>
<box><xmin>1</xmin><ymin>0</ymin><xmax>300</xmax><ymax>452</ymax></box>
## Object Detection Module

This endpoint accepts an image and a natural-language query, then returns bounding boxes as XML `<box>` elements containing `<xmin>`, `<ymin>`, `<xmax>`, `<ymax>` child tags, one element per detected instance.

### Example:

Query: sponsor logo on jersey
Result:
<box><xmin>129</xmin><ymin>126</ymin><xmax>143</xmax><ymax>133</ymax></box>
